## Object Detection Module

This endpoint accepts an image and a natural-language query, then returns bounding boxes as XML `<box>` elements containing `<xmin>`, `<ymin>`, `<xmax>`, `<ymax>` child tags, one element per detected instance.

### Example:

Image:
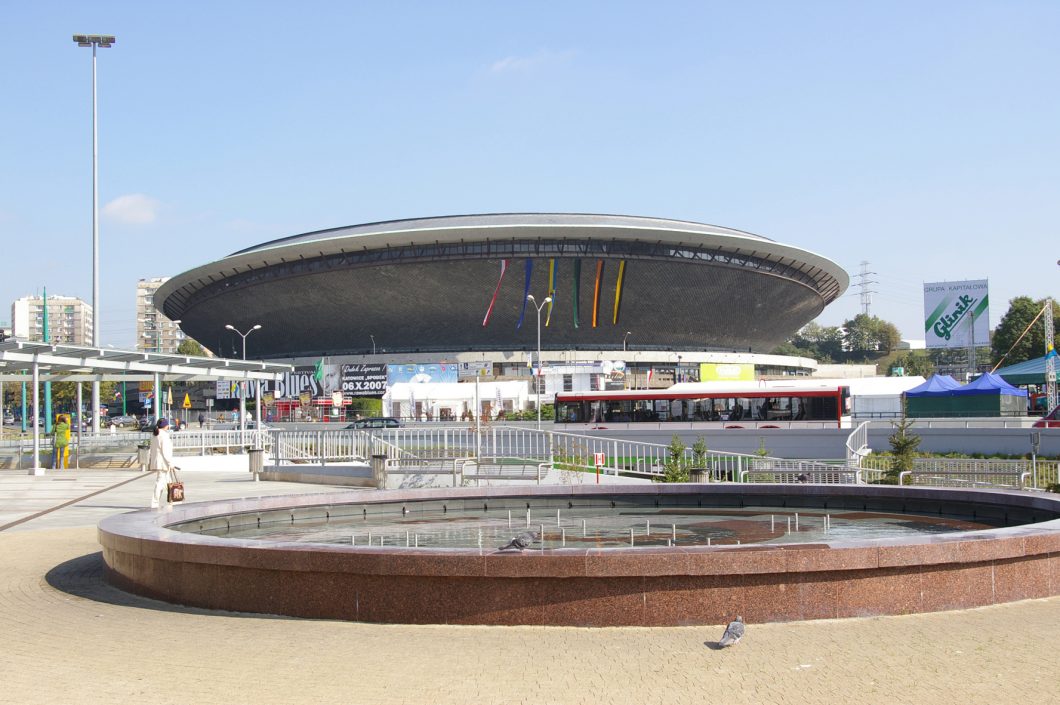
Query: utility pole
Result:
<box><xmin>1046</xmin><ymin>298</ymin><xmax>1056</xmax><ymax>411</ymax></box>
<box><xmin>854</xmin><ymin>261</ymin><xmax>877</xmax><ymax>316</ymax></box>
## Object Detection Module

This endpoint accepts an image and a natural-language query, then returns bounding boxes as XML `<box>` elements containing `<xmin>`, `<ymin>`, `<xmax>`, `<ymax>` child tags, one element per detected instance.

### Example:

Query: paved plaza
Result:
<box><xmin>2</xmin><ymin>468</ymin><xmax>1059</xmax><ymax>705</ymax></box>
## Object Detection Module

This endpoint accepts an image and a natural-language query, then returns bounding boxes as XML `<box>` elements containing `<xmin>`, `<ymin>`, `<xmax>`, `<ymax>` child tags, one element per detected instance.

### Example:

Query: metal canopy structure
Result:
<box><xmin>0</xmin><ymin>340</ymin><xmax>291</xmax><ymax>383</ymax></box>
<box><xmin>0</xmin><ymin>340</ymin><xmax>292</xmax><ymax>474</ymax></box>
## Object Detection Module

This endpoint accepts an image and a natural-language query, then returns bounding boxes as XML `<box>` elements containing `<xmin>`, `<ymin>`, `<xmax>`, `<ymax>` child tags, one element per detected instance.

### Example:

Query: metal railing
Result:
<box><xmin>845</xmin><ymin>421</ymin><xmax>871</xmax><ymax>468</ymax></box>
<box><xmin>739</xmin><ymin>459</ymin><xmax>860</xmax><ymax>484</ymax></box>
<box><xmin>862</xmin><ymin>457</ymin><xmax>1059</xmax><ymax>490</ymax></box>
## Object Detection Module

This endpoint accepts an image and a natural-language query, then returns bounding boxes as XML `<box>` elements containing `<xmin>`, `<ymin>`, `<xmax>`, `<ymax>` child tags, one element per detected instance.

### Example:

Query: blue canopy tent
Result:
<box><xmin>904</xmin><ymin>374</ymin><xmax>962</xmax><ymax>397</ymax></box>
<box><xmin>906</xmin><ymin>372</ymin><xmax>1027</xmax><ymax>418</ymax></box>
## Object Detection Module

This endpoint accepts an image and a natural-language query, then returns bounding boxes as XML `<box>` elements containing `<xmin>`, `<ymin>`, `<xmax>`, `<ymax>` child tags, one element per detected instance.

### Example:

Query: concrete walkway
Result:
<box><xmin>2</xmin><ymin>468</ymin><xmax>1059</xmax><ymax>705</ymax></box>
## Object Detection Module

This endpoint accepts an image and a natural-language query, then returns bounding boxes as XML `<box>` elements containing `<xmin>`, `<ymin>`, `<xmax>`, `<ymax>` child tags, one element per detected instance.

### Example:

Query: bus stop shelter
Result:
<box><xmin>0</xmin><ymin>340</ymin><xmax>292</xmax><ymax>474</ymax></box>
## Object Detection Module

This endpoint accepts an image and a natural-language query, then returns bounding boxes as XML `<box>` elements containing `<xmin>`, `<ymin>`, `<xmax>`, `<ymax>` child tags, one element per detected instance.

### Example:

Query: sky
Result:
<box><xmin>1</xmin><ymin>1</ymin><xmax>1057</xmax><ymax>349</ymax></box>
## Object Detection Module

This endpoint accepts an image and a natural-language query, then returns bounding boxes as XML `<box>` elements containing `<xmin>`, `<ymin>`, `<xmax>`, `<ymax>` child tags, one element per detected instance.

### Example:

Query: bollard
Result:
<box><xmin>539</xmin><ymin>524</ymin><xmax>545</xmax><ymax>549</ymax></box>
<box><xmin>582</xmin><ymin>519</ymin><xmax>587</xmax><ymax>537</ymax></box>
<box><xmin>771</xmin><ymin>515</ymin><xmax>775</xmax><ymax>533</ymax></box>
<box><xmin>707</xmin><ymin>537</ymin><xmax>711</xmax><ymax>546</ymax></box>
<box><xmin>672</xmin><ymin>524</ymin><xmax>677</xmax><ymax>542</ymax></box>
<box><xmin>645</xmin><ymin>519</ymin><xmax>650</xmax><ymax>535</ymax></box>
<box><xmin>561</xmin><ymin>528</ymin><xmax>566</xmax><ymax>546</ymax></box>
<box><xmin>415</xmin><ymin>534</ymin><xmax>419</xmax><ymax>548</ymax></box>
<box><xmin>368</xmin><ymin>531</ymin><xmax>373</xmax><ymax>544</ymax></box>
<box><xmin>557</xmin><ymin>508</ymin><xmax>561</xmax><ymax>526</ymax></box>
<box><xmin>795</xmin><ymin>513</ymin><xmax>800</xmax><ymax>531</ymax></box>
<box><xmin>478</xmin><ymin>530</ymin><xmax>482</xmax><ymax>549</ymax></box>
<box><xmin>508</xmin><ymin>510</ymin><xmax>512</xmax><ymax>528</ymax></box>
<box><xmin>630</xmin><ymin>528</ymin><xmax>634</xmax><ymax>546</ymax></box>
<box><xmin>406</xmin><ymin>531</ymin><xmax>410</xmax><ymax>547</ymax></box>
<box><xmin>526</xmin><ymin>508</ymin><xmax>530</xmax><ymax>527</ymax></box>
<box><xmin>787</xmin><ymin>517</ymin><xmax>791</xmax><ymax>534</ymax></box>
<box><xmin>351</xmin><ymin>535</ymin><xmax>356</xmax><ymax>546</ymax></box>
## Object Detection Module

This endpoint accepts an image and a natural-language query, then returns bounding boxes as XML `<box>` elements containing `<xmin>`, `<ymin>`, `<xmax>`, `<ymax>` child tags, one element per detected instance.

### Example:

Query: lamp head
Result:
<box><xmin>225</xmin><ymin>324</ymin><xmax>235</xmax><ymax>331</ymax></box>
<box><xmin>543</xmin><ymin>296</ymin><xmax>553</xmax><ymax>305</ymax></box>
<box><xmin>526</xmin><ymin>294</ymin><xmax>535</xmax><ymax>303</ymax></box>
<box><xmin>252</xmin><ymin>324</ymin><xmax>262</xmax><ymax>330</ymax></box>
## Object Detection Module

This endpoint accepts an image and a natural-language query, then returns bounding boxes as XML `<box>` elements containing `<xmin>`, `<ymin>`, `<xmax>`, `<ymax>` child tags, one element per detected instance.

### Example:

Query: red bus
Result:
<box><xmin>554</xmin><ymin>384</ymin><xmax>851</xmax><ymax>429</ymax></box>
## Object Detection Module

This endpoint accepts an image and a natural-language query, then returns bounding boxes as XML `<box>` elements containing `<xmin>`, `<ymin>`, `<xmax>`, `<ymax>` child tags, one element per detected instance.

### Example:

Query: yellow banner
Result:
<box><xmin>699</xmin><ymin>363</ymin><xmax>754</xmax><ymax>381</ymax></box>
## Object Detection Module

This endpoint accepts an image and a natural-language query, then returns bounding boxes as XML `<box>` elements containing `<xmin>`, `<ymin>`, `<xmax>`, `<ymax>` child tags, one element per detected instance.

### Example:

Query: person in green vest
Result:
<box><xmin>53</xmin><ymin>414</ymin><xmax>71</xmax><ymax>470</ymax></box>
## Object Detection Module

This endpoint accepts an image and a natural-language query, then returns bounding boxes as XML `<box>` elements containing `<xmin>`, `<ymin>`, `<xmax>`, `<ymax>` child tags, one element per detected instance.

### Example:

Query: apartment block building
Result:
<box><xmin>11</xmin><ymin>295</ymin><xmax>94</xmax><ymax>345</ymax></box>
<box><xmin>137</xmin><ymin>277</ymin><xmax>185</xmax><ymax>353</ymax></box>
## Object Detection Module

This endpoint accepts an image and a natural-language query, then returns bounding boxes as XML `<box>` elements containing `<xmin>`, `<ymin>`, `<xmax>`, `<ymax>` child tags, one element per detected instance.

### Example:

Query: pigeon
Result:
<box><xmin>718</xmin><ymin>616</ymin><xmax>745</xmax><ymax>647</ymax></box>
<box><xmin>500</xmin><ymin>530</ymin><xmax>539</xmax><ymax>551</ymax></box>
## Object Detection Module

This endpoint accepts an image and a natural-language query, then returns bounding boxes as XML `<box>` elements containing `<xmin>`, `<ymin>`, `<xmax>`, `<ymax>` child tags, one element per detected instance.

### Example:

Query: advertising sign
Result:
<box><xmin>340</xmin><ymin>363</ymin><xmax>387</xmax><ymax>397</ymax></box>
<box><xmin>387</xmin><ymin>363</ymin><xmax>458</xmax><ymax>385</ymax></box>
<box><xmin>458</xmin><ymin>361</ymin><xmax>492</xmax><ymax>378</ymax></box>
<box><xmin>215</xmin><ymin>380</ymin><xmax>240</xmax><ymax>400</ymax></box>
<box><xmin>700</xmin><ymin>363</ymin><xmax>754</xmax><ymax>382</ymax></box>
<box><xmin>265</xmin><ymin>366</ymin><xmax>341</xmax><ymax>400</ymax></box>
<box><xmin>923</xmin><ymin>280</ymin><xmax>989</xmax><ymax>349</ymax></box>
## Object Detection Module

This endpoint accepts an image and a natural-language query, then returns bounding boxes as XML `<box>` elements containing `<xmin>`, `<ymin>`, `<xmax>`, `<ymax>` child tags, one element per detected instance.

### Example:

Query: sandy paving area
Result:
<box><xmin>3</xmin><ymin>524</ymin><xmax>1059</xmax><ymax>705</ymax></box>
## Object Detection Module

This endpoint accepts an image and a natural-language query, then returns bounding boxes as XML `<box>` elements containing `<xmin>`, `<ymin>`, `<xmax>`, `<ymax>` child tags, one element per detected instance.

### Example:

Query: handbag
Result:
<box><xmin>166</xmin><ymin>467</ymin><xmax>185</xmax><ymax>503</ymax></box>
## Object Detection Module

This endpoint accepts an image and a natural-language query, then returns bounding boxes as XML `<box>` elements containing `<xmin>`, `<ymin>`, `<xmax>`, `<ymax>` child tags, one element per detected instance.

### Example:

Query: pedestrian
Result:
<box><xmin>147</xmin><ymin>418</ymin><xmax>176</xmax><ymax>510</ymax></box>
<box><xmin>53</xmin><ymin>414</ymin><xmax>71</xmax><ymax>469</ymax></box>
<box><xmin>197</xmin><ymin>412</ymin><xmax>205</xmax><ymax>429</ymax></box>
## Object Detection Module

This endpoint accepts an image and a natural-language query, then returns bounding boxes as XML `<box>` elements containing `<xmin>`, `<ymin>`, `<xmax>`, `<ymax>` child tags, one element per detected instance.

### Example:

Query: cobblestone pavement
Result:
<box><xmin>2</xmin><ymin>469</ymin><xmax>1059</xmax><ymax>705</ymax></box>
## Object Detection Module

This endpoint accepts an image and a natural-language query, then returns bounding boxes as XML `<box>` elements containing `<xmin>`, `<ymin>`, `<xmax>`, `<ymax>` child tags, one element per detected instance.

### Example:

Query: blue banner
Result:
<box><xmin>387</xmin><ymin>363</ymin><xmax>459</xmax><ymax>385</ymax></box>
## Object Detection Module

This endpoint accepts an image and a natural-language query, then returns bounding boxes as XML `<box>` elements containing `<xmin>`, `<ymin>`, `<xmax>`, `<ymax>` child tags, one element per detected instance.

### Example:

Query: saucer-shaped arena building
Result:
<box><xmin>156</xmin><ymin>214</ymin><xmax>848</xmax><ymax>359</ymax></box>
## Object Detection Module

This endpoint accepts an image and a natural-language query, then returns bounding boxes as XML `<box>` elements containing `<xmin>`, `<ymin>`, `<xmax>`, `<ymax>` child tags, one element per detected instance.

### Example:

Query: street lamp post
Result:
<box><xmin>623</xmin><ymin>330</ymin><xmax>632</xmax><ymax>352</ymax></box>
<box><xmin>225</xmin><ymin>324</ymin><xmax>262</xmax><ymax>435</ymax></box>
<box><xmin>73</xmin><ymin>33</ymin><xmax>115</xmax><ymax>434</ymax></box>
<box><xmin>526</xmin><ymin>294</ymin><xmax>553</xmax><ymax>429</ymax></box>
<box><xmin>370</xmin><ymin>334</ymin><xmax>376</xmax><ymax>355</ymax></box>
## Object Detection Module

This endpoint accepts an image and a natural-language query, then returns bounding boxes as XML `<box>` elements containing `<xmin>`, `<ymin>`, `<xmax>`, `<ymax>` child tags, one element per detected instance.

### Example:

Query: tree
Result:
<box><xmin>661</xmin><ymin>434</ymin><xmax>689</xmax><ymax>483</ymax></box>
<box><xmin>177</xmin><ymin>338</ymin><xmax>207</xmax><ymax>357</ymax></box>
<box><xmin>843</xmin><ymin>314</ymin><xmax>902</xmax><ymax>355</ymax></box>
<box><xmin>887</xmin><ymin>401</ymin><xmax>921</xmax><ymax>482</ymax></box>
<box><xmin>888</xmin><ymin>351</ymin><xmax>935</xmax><ymax>378</ymax></box>
<box><xmin>991</xmin><ymin>297</ymin><xmax>1060</xmax><ymax>367</ymax></box>
<box><xmin>785</xmin><ymin>322</ymin><xmax>845</xmax><ymax>362</ymax></box>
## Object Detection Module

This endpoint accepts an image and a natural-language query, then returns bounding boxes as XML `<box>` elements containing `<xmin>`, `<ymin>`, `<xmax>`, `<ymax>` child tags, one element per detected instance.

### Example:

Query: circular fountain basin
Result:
<box><xmin>99</xmin><ymin>484</ymin><xmax>1060</xmax><ymax>626</ymax></box>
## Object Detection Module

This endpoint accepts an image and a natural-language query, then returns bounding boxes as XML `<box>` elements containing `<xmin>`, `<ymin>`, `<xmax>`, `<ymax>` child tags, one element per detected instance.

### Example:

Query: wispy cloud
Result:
<box><xmin>102</xmin><ymin>194</ymin><xmax>161</xmax><ymax>225</ymax></box>
<box><xmin>489</xmin><ymin>48</ymin><xmax>576</xmax><ymax>75</ymax></box>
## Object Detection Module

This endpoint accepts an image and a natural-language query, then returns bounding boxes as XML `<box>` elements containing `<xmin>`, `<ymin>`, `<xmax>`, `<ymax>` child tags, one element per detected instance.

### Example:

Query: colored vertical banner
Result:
<box><xmin>591</xmin><ymin>260</ymin><xmax>604</xmax><ymax>328</ymax></box>
<box><xmin>482</xmin><ymin>259</ymin><xmax>510</xmax><ymax>327</ymax></box>
<box><xmin>516</xmin><ymin>258</ymin><xmax>533</xmax><ymax>329</ymax></box>
<box><xmin>612</xmin><ymin>260</ymin><xmax>626</xmax><ymax>325</ymax></box>
<box><xmin>545</xmin><ymin>259</ymin><xmax>556</xmax><ymax>327</ymax></box>
<box><xmin>572</xmin><ymin>259</ymin><xmax>581</xmax><ymax>328</ymax></box>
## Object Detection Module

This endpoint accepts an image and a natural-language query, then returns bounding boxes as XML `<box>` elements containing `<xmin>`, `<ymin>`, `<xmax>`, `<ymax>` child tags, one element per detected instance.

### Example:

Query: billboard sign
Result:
<box><xmin>265</xmin><ymin>366</ymin><xmax>337</xmax><ymax>400</ymax></box>
<box><xmin>340</xmin><ymin>363</ymin><xmax>387</xmax><ymax>397</ymax></box>
<box><xmin>457</xmin><ymin>361</ymin><xmax>492</xmax><ymax>378</ymax></box>
<box><xmin>924</xmin><ymin>280</ymin><xmax>989</xmax><ymax>349</ymax></box>
<box><xmin>387</xmin><ymin>363</ymin><xmax>458</xmax><ymax>385</ymax></box>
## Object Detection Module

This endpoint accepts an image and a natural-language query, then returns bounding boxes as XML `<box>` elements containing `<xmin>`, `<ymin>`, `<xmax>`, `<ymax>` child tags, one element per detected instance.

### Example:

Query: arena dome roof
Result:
<box><xmin>157</xmin><ymin>214</ymin><xmax>848</xmax><ymax>359</ymax></box>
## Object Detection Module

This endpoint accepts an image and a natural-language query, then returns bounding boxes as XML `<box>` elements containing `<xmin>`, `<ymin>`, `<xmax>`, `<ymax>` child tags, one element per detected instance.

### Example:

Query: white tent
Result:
<box><xmin>382</xmin><ymin>380</ymin><xmax>530</xmax><ymax>421</ymax></box>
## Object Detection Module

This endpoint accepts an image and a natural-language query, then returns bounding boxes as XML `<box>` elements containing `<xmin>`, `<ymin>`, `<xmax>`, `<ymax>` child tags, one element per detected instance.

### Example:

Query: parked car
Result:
<box><xmin>2</xmin><ymin>412</ymin><xmax>13</xmax><ymax>425</ymax></box>
<box><xmin>346</xmin><ymin>417</ymin><xmax>402</xmax><ymax>429</ymax></box>
<box><xmin>108</xmin><ymin>415</ymin><xmax>139</xmax><ymax>428</ymax></box>
<box><xmin>1033</xmin><ymin>405</ymin><xmax>1060</xmax><ymax>429</ymax></box>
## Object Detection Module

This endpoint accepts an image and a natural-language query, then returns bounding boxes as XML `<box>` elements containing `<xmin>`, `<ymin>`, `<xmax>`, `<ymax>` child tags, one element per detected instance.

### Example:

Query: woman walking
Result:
<box><xmin>148</xmin><ymin>418</ymin><xmax>175</xmax><ymax>510</ymax></box>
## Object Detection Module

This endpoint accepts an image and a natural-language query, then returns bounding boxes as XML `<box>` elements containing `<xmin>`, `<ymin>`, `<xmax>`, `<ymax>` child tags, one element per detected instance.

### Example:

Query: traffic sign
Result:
<box><xmin>593</xmin><ymin>452</ymin><xmax>606</xmax><ymax>466</ymax></box>
<box><xmin>182</xmin><ymin>393</ymin><xmax>191</xmax><ymax>410</ymax></box>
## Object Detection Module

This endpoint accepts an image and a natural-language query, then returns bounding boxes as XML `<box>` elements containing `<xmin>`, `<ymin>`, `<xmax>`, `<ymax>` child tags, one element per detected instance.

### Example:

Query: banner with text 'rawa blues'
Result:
<box><xmin>923</xmin><ymin>280</ymin><xmax>989</xmax><ymax>349</ymax></box>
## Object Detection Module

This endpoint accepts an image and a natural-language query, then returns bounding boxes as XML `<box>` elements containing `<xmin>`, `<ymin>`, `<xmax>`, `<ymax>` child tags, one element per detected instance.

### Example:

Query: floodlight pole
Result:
<box><xmin>527</xmin><ymin>295</ymin><xmax>552</xmax><ymax>430</ymax></box>
<box><xmin>73</xmin><ymin>34</ymin><xmax>114</xmax><ymax>434</ymax></box>
<box><xmin>226</xmin><ymin>324</ymin><xmax>261</xmax><ymax>436</ymax></box>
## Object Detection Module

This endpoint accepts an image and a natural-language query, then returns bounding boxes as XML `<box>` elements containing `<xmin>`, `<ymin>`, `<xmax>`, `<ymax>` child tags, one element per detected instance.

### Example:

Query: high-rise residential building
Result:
<box><xmin>137</xmin><ymin>278</ymin><xmax>185</xmax><ymax>353</ymax></box>
<box><xmin>11</xmin><ymin>295</ymin><xmax>94</xmax><ymax>345</ymax></box>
